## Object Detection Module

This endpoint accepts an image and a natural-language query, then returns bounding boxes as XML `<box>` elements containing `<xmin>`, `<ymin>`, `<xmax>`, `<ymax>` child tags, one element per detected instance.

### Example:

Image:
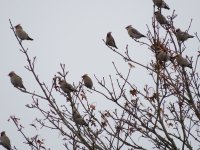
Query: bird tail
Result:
<box><xmin>142</xmin><ymin>34</ymin><xmax>146</xmax><ymax>38</ymax></box>
<box><xmin>27</xmin><ymin>36</ymin><xmax>34</xmax><ymax>41</ymax></box>
<box><xmin>72</xmin><ymin>88</ymin><xmax>78</xmax><ymax>92</ymax></box>
<box><xmin>188</xmin><ymin>64</ymin><xmax>192</xmax><ymax>69</ymax></box>
<box><xmin>170</xmin><ymin>56</ymin><xmax>175</xmax><ymax>62</ymax></box>
<box><xmin>22</xmin><ymin>85</ymin><xmax>26</xmax><ymax>90</ymax></box>
<box><xmin>189</xmin><ymin>35</ymin><xmax>194</xmax><ymax>38</ymax></box>
<box><xmin>83</xmin><ymin>120</ymin><xmax>88</xmax><ymax>126</ymax></box>
<box><xmin>164</xmin><ymin>6</ymin><xmax>170</xmax><ymax>10</ymax></box>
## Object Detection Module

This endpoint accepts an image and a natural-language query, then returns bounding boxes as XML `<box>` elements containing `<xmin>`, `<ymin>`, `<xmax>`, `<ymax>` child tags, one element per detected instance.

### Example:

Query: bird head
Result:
<box><xmin>1</xmin><ymin>131</ymin><xmax>5</xmax><ymax>136</ymax></box>
<box><xmin>57</xmin><ymin>76</ymin><xmax>61</xmax><ymax>81</ymax></box>
<box><xmin>175</xmin><ymin>28</ymin><xmax>181</xmax><ymax>33</ymax></box>
<box><xmin>82</xmin><ymin>74</ymin><xmax>88</xmax><ymax>79</ymax></box>
<box><xmin>8</xmin><ymin>71</ymin><xmax>15</xmax><ymax>77</ymax></box>
<box><xmin>125</xmin><ymin>25</ymin><xmax>132</xmax><ymax>30</ymax></box>
<box><xmin>58</xmin><ymin>79</ymin><xmax>65</xmax><ymax>85</ymax></box>
<box><xmin>154</xmin><ymin>11</ymin><xmax>159</xmax><ymax>15</ymax></box>
<box><xmin>72</xmin><ymin>107</ymin><xmax>77</xmax><ymax>113</ymax></box>
<box><xmin>15</xmin><ymin>24</ymin><xmax>22</xmax><ymax>29</ymax></box>
<box><xmin>175</xmin><ymin>54</ymin><xmax>182</xmax><ymax>60</ymax></box>
<box><xmin>70</xmin><ymin>102</ymin><xmax>76</xmax><ymax>108</ymax></box>
<box><xmin>157</xmin><ymin>50</ymin><xmax>164</xmax><ymax>54</ymax></box>
<box><xmin>107</xmin><ymin>32</ymin><xmax>112</xmax><ymax>36</ymax></box>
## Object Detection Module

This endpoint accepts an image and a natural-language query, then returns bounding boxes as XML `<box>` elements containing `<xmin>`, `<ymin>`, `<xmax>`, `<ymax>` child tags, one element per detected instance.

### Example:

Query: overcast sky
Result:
<box><xmin>1</xmin><ymin>0</ymin><xmax>200</xmax><ymax>149</ymax></box>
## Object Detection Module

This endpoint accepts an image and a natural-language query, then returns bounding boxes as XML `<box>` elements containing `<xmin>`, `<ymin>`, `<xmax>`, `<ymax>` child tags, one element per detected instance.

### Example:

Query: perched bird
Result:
<box><xmin>106</xmin><ymin>32</ymin><xmax>118</xmax><ymax>49</ymax></box>
<box><xmin>82</xmin><ymin>74</ymin><xmax>93</xmax><ymax>89</ymax></box>
<box><xmin>175</xmin><ymin>54</ymin><xmax>192</xmax><ymax>68</ymax></box>
<box><xmin>8</xmin><ymin>71</ymin><xmax>26</xmax><ymax>90</ymax></box>
<box><xmin>0</xmin><ymin>131</ymin><xmax>11</xmax><ymax>150</ymax></box>
<box><xmin>175</xmin><ymin>29</ymin><xmax>194</xmax><ymax>42</ymax></box>
<box><xmin>152</xmin><ymin>0</ymin><xmax>170</xmax><ymax>10</ymax></box>
<box><xmin>15</xmin><ymin>24</ymin><xmax>33</xmax><ymax>41</ymax></box>
<box><xmin>157</xmin><ymin>50</ymin><xmax>171</xmax><ymax>62</ymax></box>
<box><xmin>72</xmin><ymin>107</ymin><xmax>88</xmax><ymax>126</ymax></box>
<box><xmin>125</xmin><ymin>25</ymin><xmax>146</xmax><ymax>39</ymax></box>
<box><xmin>58</xmin><ymin>79</ymin><xmax>77</xmax><ymax>93</ymax></box>
<box><xmin>154</xmin><ymin>11</ymin><xmax>169</xmax><ymax>25</ymax></box>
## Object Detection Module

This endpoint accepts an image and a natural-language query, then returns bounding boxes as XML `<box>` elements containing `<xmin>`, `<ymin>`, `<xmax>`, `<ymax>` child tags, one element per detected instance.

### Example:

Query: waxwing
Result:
<box><xmin>0</xmin><ymin>131</ymin><xmax>11</xmax><ymax>150</ymax></box>
<box><xmin>125</xmin><ymin>25</ymin><xmax>146</xmax><ymax>39</ymax></box>
<box><xmin>58</xmin><ymin>79</ymin><xmax>77</xmax><ymax>93</ymax></box>
<box><xmin>82</xmin><ymin>74</ymin><xmax>93</xmax><ymax>89</ymax></box>
<box><xmin>15</xmin><ymin>24</ymin><xmax>33</xmax><ymax>41</ymax></box>
<box><xmin>8</xmin><ymin>71</ymin><xmax>26</xmax><ymax>90</ymax></box>
<box><xmin>72</xmin><ymin>107</ymin><xmax>88</xmax><ymax>126</ymax></box>
<box><xmin>157</xmin><ymin>50</ymin><xmax>171</xmax><ymax>62</ymax></box>
<box><xmin>176</xmin><ymin>54</ymin><xmax>192</xmax><ymax>68</ymax></box>
<box><xmin>106</xmin><ymin>32</ymin><xmax>118</xmax><ymax>49</ymax></box>
<box><xmin>154</xmin><ymin>11</ymin><xmax>168</xmax><ymax>25</ymax></box>
<box><xmin>152</xmin><ymin>0</ymin><xmax>170</xmax><ymax>10</ymax></box>
<box><xmin>175</xmin><ymin>29</ymin><xmax>194</xmax><ymax>42</ymax></box>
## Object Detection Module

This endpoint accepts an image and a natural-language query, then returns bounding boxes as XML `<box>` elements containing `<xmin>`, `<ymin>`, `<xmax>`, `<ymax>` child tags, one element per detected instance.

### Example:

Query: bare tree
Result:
<box><xmin>6</xmin><ymin>4</ymin><xmax>200</xmax><ymax>150</ymax></box>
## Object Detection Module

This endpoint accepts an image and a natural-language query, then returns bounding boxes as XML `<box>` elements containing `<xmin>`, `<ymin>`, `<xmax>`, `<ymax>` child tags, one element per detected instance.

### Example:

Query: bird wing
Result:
<box><xmin>131</xmin><ymin>28</ymin><xmax>140</xmax><ymax>35</ymax></box>
<box><xmin>111</xmin><ymin>36</ymin><xmax>117</xmax><ymax>47</ymax></box>
<box><xmin>163</xmin><ymin>2</ymin><xmax>169</xmax><ymax>9</ymax></box>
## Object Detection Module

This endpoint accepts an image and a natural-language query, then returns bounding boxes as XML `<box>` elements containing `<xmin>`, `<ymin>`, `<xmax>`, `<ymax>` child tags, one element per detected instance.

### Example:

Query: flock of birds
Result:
<box><xmin>4</xmin><ymin>16</ymin><xmax>95</xmax><ymax>150</ymax></box>
<box><xmin>106</xmin><ymin>0</ymin><xmax>194</xmax><ymax>69</ymax></box>
<box><xmin>8</xmin><ymin>71</ymin><xmax>93</xmax><ymax>92</ymax></box>
<box><xmin>1</xmin><ymin>0</ymin><xmax>195</xmax><ymax>149</ymax></box>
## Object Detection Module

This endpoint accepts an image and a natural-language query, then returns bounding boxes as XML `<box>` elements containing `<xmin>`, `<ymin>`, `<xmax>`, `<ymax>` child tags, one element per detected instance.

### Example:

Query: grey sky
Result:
<box><xmin>1</xmin><ymin>0</ymin><xmax>200</xmax><ymax>149</ymax></box>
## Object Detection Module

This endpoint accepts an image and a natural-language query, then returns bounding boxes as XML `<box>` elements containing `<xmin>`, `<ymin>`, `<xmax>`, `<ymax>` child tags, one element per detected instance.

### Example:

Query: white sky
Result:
<box><xmin>1</xmin><ymin>0</ymin><xmax>200</xmax><ymax>149</ymax></box>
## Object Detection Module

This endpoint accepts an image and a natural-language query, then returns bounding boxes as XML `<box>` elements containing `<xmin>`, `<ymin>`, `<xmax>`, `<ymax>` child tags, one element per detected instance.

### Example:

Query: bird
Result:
<box><xmin>175</xmin><ymin>29</ymin><xmax>194</xmax><ymax>42</ymax></box>
<box><xmin>82</xmin><ymin>74</ymin><xmax>93</xmax><ymax>89</ymax></box>
<box><xmin>0</xmin><ymin>131</ymin><xmax>11</xmax><ymax>150</ymax></box>
<box><xmin>156</xmin><ymin>50</ymin><xmax>171</xmax><ymax>62</ymax></box>
<box><xmin>15</xmin><ymin>24</ymin><xmax>33</xmax><ymax>41</ymax></box>
<box><xmin>72</xmin><ymin>107</ymin><xmax>88</xmax><ymax>126</ymax></box>
<box><xmin>152</xmin><ymin>0</ymin><xmax>170</xmax><ymax>10</ymax></box>
<box><xmin>106</xmin><ymin>32</ymin><xmax>118</xmax><ymax>49</ymax></box>
<box><xmin>125</xmin><ymin>25</ymin><xmax>146</xmax><ymax>39</ymax></box>
<box><xmin>154</xmin><ymin>11</ymin><xmax>169</xmax><ymax>25</ymax></box>
<box><xmin>8</xmin><ymin>71</ymin><xmax>26</xmax><ymax>90</ymax></box>
<box><xmin>175</xmin><ymin>54</ymin><xmax>192</xmax><ymax>68</ymax></box>
<box><xmin>58</xmin><ymin>79</ymin><xmax>77</xmax><ymax>93</ymax></box>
